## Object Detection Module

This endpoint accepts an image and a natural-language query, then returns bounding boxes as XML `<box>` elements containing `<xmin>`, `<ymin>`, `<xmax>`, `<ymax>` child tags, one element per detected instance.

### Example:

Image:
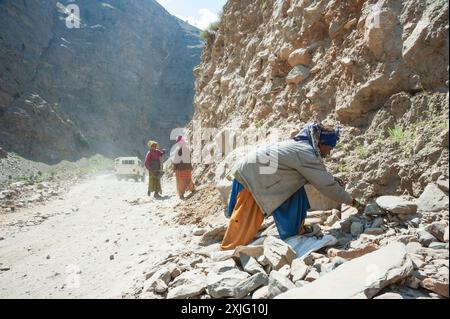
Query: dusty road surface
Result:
<box><xmin>0</xmin><ymin>173</ymin><xmax>195</xmax><ymax>298</ymax></box>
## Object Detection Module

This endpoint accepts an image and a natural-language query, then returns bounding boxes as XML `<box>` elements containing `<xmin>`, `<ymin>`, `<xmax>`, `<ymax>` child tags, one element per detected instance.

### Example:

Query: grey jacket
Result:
<box><xmin>235</xmin><ymin>139</ymin><xmax>353</xmax><ymax>217</ymax></box>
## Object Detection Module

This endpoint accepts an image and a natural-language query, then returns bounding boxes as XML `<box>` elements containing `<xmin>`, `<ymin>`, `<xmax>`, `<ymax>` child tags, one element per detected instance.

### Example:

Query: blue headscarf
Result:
<box><xmin>293</xmin><ymin>123</ymin><xmax>340</xmax><ymax>157</ymax></box>
<box><xmin>319</xmin><ymin>128</ymin><xmax>340</xmax><ymax>147</ymax></box>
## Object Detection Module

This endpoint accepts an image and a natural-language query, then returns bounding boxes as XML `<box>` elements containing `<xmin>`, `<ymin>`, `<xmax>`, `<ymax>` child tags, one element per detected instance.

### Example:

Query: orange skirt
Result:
<box><xmin>220</xmin><ymin>188</ymin><xmax>264</xmax><ymax>251</ymax></box>
<box><xmin>175</xmin><ymin>169</ymin><xmax>194</xmax><ymax>196</ymax></box>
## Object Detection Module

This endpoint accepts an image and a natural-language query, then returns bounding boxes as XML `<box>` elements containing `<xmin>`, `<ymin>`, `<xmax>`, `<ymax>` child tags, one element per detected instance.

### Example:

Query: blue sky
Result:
<box><xmin>156</xmin><ymin>0</ymin><xmax>227</xmax><ymax>30</ymax></box>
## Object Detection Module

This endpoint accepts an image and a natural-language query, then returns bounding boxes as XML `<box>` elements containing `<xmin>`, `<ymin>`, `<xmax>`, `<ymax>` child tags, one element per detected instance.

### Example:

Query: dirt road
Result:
<box><xmin>0</xmin><ymin>173</ymin><xmax>195</xmax><ymax>298</ymax></box>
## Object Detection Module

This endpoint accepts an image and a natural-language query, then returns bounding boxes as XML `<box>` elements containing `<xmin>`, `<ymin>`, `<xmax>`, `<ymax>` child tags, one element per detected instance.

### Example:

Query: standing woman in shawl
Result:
<box><xmin>221</xmin><ymin>123</ymin><xmax>364</xmax><ymax>251</ymax></box>
<box><xmin>172</xmin><ymin>135</ymin><xmax>195</xmax><ymax>200</ymax></box>
<box><xmin>144</xmin><ymin>140</ymin><xmax>166</xmax><ymax>198</ymax></box>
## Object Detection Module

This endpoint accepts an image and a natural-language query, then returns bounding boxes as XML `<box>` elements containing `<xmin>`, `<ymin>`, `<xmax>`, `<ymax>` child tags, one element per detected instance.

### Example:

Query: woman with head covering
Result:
<box><xmin>144</xmin><ymin>140</ymin><xmax>166</xmax><ymax>198</ymax></box>
<box><xmin>221</xmin><ymin>122</ymin><xmax>363</xmax><ymax>250</ymax></box>
<box><xmin>172</xmin><ymin>135</ymin><xmax>195</xmax><ymax>199</ymax></box>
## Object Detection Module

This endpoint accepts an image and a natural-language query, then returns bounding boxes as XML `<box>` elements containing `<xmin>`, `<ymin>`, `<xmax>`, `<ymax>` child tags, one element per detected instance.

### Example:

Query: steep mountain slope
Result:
<box><xmin>0</xmin><ymin>0</ymin><xmax>202</xmax><ymax>163</ymax></box>
<box><xmin>188</xmin><ymin>0</ymin><xmax>449</xmax><ymax>199</ymax></box>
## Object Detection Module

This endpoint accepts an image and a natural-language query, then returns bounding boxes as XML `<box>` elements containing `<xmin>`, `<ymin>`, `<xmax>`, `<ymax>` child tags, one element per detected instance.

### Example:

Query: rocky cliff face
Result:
<box><xmin>0</xmin><ymin>0</ymin><xmax>202</xmax><ymax>163</ymax></box>
<box><xmin>189</xmin><ymin>0</ymin><xmax>449</xmax><ymax>199</ymax></box>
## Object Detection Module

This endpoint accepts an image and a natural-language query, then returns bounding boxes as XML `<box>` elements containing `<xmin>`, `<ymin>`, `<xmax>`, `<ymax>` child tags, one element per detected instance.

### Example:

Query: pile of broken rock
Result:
<box><xmin>126</xmin><ymin>179</ymin><xmax>449</xmax><ymax>299</ymax></box>
<box><xmin>0</xmin><ymin>181</ymin><xmax>63</xmax><ymax>213</ymax></box>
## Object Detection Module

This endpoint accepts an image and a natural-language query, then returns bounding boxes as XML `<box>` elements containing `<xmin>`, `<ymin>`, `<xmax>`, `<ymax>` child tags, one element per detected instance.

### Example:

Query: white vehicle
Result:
<box><xmin>114</xmin><ymin>157</ymin><xmax>146</xmax><ymax>182</ymax></box>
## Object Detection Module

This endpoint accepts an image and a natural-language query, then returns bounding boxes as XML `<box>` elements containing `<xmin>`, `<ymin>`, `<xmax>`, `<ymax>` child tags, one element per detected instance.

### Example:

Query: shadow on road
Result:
<box><xmin>154</xmin><ymin>195</ymin><xmax>171</xmax><ymax>201</ymax></box>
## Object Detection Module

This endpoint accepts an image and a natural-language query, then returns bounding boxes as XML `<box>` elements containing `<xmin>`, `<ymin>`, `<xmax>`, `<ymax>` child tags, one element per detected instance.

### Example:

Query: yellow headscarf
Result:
<box><xmin>147</xmin><ymin>140</ymin><xmax>158</xmax><ymax>148</ymax></box>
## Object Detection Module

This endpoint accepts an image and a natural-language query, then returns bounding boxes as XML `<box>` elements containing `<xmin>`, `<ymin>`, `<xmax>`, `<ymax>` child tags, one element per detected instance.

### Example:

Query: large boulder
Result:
<box><xmin>420</xmin><ymin>278</ymin><xmax>449</xmax><ymax>298</ymax></box>
<box><xmin>210</xmin><ymin>259</ymin><xmax>237</xmax><ymax>274</ymax></box>
<box><xmin>287</xmin><ymin>48</ymin><xmax>311</xmax><ymax>67</ymax></box>
<box><xmin>364</xmin><ymin>203</ymin><xmax>388</xmax><ymax>216</ymax></box>
<box><xmin>327</xmin><ymin>243</ymin><xmax>379</xmax><ymax>260</ymax></box>
<box><xmin>240</xmin><ymin>255</ymin><xmax>266</xmax><ymax>275</ymax></box>
<box><xmin>351</xmin><ymin>221</ymin><xmax>365</xmax><ymax>237</ymax></box>
<box><xmin>304</xmin><ymin>269</ymin><xmax>320</xmax><ymax>282</ymax></box>
<box><xmin>375</xmin><ymin>196</ymin><xmax>417</xmax><ymax>214</ymax></box>
<box><xmin>169</xmin><ymin>270</ymin><xmax>205</xmax><ymax>289</ymax></box>
<box><xmin>167</xmin><ymin>277</ymin><xmax>206</xmax><ymax>299</ymax></box>
<box><xmin>167</xmin><ymin>271</ymin><xmax>207</xmax><ymax>299</ymax></box>
<box><xmin>153</xmin><ymin>279</ymin><xmax>168</xmax><ymax>294</ymax></box>
<box><xmin>416</xmin><ymin>229</ymin><xmax>437</xmax><ymax>247</ymax></box>
<box><xmin>263</xmin><ymin>236</ymin><xmax>297</xmax><ymax>270</ymax></box>
<box><xmin>285</xmin><ymin>65</ymin><xmax>310</xmax><ymax>85</ymax></box>
<box><xmin>167</xmin><ymin>282</ymin><xmax>206</xmax><ymax>299</ymax></box>
<box><xmin>233</xmin><ymin>272</ymin><xmax>269</xmax><ymax>298</ymax></box>
<box><xmin>290</xmin><ymin>259</ymin><xmax>308</xmax><ymax>282</ymax></box>
<box><xmin>424</xmin><ymin>222</ymin><xmax>448</xmax><ymax>243</ymax></box>
<box><xmin>206</xmin><ymin>269</ymin><xmax>249</xmax><ymax>298</ymax></box>
<box><xmin>402</xmin><ymin>0</ymin><xmax>448</xmax><ymax>79</ymax></box>
<box><xmin>206</xmin><ymin>269</ymin><xmax>267</xmax><ymax>298</ymax></box>
<box><xmin>436</xmin><ymin>176</ymin><xmax>449</xmax><ymax>194</ymax></box>
<box><xmin>143</xmin><ymin>268</ymin><xmax>171</xmax><ymax>292</ymax></box>
<box><xmin>199</xmin><ymin>225</ymin><xmax>228</xmax><ymax>246</ymax></box>
<box><xmin>341</xmin><ymin>205</ymin><xmax>359</xmax><ymax>220</ymax></box>
<box><xmin>267</xmin><ymin>270</ymin><xmax>296</xmax><ymax>298</ymax></box>
<box><xmin>417</xmin><ymin>184</ymin><xmax>449</xmax><ymax>212</ymax></box>
<box><xmin>277</xmin><ymin>243</ymin><xmax>413</xmax><ymax>299</ymax></box>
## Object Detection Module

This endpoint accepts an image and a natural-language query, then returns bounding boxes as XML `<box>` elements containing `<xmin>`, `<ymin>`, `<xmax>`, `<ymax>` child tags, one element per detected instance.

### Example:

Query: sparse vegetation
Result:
<box><xmin>76</xmin><ymin>132</ymin><xmax>90</xmax><ymax>149</ymax></box>
<box><xmin>436</xmin><ymin>118</ymin><xmax>449</xmax><ymax>130</ymax></box>
<box><xmin>355</xmin><ymin>143</ymin><xmax>369</xmax><ymax>159</ymax></box>
<box><xmin>334</xmin><ymin>141</ymin><xmax>344</xmax><ymax>150</ymax></box>
<box><xmin>9</xmin><ymin>155</ymin><xmax>113</xmax><ymax>186</ymax></box>
<box><xmin>335</xmin><ymin>158</ymin><xmax>352</xmax><ymax>173</ymax></box>
<box><xmin>261</xmin><ymin>0</ymin><xmax>268</xmax><ymax>10</ymax></box>
<box><xmin>15</xmin><ymin>172</ymin><xmax>50</xmax><ymax>184</ymax></box>
<box><xmin>199</xmin><ymin>20</ymin><xmax>220</xmax><ymax>42</ymax></box>
<box><xmin>208</xmin><ymin>21</ymin><xmax>219</xmax><ymax>32</ymax></box>
<box><xmin>388</xmin><ymin>126</ymin><xmax>413</xmax><ymax>142</ymax></box>
<box><xmin>199</xmin><ymin>30</ymin><xmax>212</xmax><ymax>42</ymax></box>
